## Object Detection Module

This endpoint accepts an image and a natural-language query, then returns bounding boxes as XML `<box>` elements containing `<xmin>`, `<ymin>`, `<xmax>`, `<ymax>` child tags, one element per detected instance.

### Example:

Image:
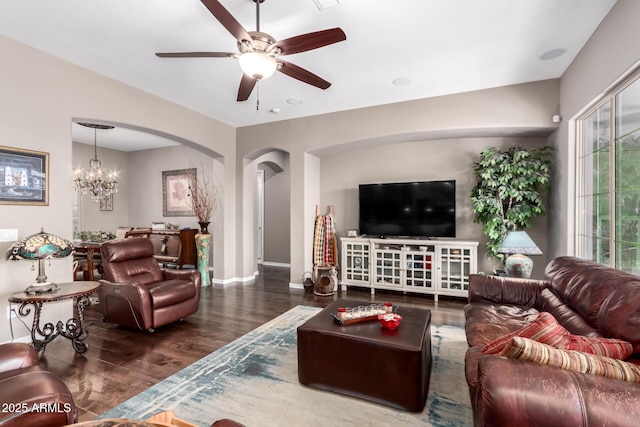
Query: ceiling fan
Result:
<box><xmin>156</xmin><ymin>0</ymin><xmax>347</xmax><ymax>102</ymax></box>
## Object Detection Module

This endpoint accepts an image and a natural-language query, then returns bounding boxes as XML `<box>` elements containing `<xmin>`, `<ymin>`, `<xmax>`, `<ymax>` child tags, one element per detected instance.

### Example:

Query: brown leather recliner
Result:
<box><xmin>0</xmin><ymin>343</ymin><xmax>77</xmax><ymax>427</ymax></box>
<box><xmin>99</xmin><ymin>238</ymin><xmax>201</xmax><ymax>332</ymax></box>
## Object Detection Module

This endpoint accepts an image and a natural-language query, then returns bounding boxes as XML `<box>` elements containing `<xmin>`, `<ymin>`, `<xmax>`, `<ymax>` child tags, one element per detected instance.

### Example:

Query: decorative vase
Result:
<box><xmin>195</xmin><ymin>223</ymin><xmax>212</xmax><ymax>287</ymax></box>
<box><xmin>504</xmin><ymin>254</ymin><xmax>534</xmax><ymax>279</ymax></box>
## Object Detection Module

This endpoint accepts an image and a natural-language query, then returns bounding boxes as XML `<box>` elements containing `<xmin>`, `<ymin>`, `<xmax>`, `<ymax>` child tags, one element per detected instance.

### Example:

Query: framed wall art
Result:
<box><xmin>162</xmin><ymin>168</ymin><xmax>195</xmax><ymax>217</ymax></box>
<box><xmin>100</xmin><ymin>193</ymin><xmax>113</xmax><ymax>211</ymax></box>
<box><xmin>0</xmin><ymin>146</ymin><xmax>49</xmax><ymax>205</ymax></box>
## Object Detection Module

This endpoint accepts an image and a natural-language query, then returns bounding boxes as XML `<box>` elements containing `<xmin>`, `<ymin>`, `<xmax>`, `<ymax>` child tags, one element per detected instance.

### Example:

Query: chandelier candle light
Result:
<box><xmin>73</xmin><ymin>123</ymin><xmax>118</xmax><ymax>202</ymax></box>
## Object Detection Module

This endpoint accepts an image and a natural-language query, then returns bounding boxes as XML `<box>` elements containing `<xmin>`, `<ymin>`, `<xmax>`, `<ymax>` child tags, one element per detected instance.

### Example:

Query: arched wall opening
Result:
<box><xmin>235</xmin><ymin>79</ymin><xmax>561</xmax><ymax>284</ymax></box>
<box><xmin>240</xmin><ymin>148</ymin><xmax>290</xmax><ymax>280</ymax></box>
<box><xmin>71</xmin><ymin>118</ymin><xmax>226</xmax><ymax>280</ymax></box>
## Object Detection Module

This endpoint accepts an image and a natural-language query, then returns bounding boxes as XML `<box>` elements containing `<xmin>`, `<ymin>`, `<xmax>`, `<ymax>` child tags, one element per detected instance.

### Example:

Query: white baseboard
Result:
<box><xmin>212</xmin><ymin>274</ymin><xmax>257</xmax><ymax>285</ymax></box>
<box><xmin>289</xmin><ymin>282</ymin><xmax>304</xmax><ymax>290</ymax></box>
<box><xmin>261</xmin><ymin>261</ymin><xmax>291</xmax><ymax>268</ymax></box>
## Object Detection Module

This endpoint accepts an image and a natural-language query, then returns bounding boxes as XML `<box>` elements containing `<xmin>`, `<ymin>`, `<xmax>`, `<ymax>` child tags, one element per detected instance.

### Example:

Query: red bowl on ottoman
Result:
<box><xmin>378</xmin><ymin>313</ymin><xmax>402</xmax><ymax>330</ymax></box>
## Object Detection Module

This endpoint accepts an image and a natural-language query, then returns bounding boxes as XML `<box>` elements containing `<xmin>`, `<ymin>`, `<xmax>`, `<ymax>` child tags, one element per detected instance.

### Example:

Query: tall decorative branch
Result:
<box><xmin>187</xmin><ymin>167</ymin><xmax>218</xmax><ymax>224</ymax></box>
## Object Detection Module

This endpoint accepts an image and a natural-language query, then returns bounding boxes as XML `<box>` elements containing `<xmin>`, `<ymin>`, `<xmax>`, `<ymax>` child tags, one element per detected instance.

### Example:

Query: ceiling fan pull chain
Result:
<box><xmin>256</xmin><ymin>81</ymin><xmax>260</xmax><ymax>111</ymax></box>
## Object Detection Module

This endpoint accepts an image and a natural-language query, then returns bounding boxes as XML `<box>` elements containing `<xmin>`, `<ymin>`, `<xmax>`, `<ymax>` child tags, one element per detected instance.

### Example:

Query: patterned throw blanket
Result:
<box><xmin>313</xmin><ymin>214</ymin><xmax>338</xmax><ymax>266</ymax></box>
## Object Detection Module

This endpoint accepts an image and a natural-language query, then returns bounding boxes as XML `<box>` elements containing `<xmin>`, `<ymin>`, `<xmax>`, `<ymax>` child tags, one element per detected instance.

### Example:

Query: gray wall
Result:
<box><xmin>550</xmin><ymin>0</ymin><xmax>640</xmax><ymax>259</ymax></box>
<box><xmin>0</xmin><ymin>34</ymin><xmax>235</xmax><ymax>344</ymax></box>
<box><xmin>128</xmin><ymin>145</ymin><xmax>216</xmax><ymax>231</ymax></box>
<box><xmin>238</xmin><ymin>79</ymin><xmax>560</xmax><ymax>284</ymax></box>
<box><xmin>262</xmin><ymin>165</ymin><xmax>291</xmax><ymax>265</ymax></box>
<box><xmin>320</xmin><ymin>136</ymin><xmax>550</xmax><ymax>279</ymax></box>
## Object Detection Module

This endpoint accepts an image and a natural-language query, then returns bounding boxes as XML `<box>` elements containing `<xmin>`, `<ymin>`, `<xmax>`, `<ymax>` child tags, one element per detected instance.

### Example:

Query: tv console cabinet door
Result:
<box><xmin>373</xmin><ymin>249</ymin><xmax>402</xmax><ymax>290</ymax></box>
<box><xmin>402</xmin><ymin>250</ymin><xmax>435</xmax><ymax>294</ymax></box>
<box><xmin>437</xmin><ymin>245</ymin><xmax>474</xmax><ymax>297</ymax></box>
<box><xmin>341</xmin><ymin>241</ymin><xmax>371</xmax><ymax>286</ymax></box>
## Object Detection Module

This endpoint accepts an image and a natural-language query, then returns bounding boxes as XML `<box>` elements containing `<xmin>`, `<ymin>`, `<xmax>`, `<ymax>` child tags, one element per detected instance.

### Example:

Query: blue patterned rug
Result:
<box><xmin>100</xmin><ymin>305</ymin><xmax>472</xmax><ymax>426</ymax></box>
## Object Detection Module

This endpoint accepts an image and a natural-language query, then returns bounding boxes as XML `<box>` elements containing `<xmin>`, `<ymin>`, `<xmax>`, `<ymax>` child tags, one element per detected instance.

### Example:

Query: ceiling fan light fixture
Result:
<box><xmin>239</xmin><ymin>52</ymin><xmax>277</xmax><ymax>80</ymax></box>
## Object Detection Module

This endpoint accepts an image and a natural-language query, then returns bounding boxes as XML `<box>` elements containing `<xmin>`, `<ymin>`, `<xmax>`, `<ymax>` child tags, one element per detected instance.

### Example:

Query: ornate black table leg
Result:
<box><xmin>9</xmin><ymin>281</ymin><xmax>100</xmax><ymax>358</ymax></box>
<box><xmin>58</xmin><ymin>294</ymin><xmax>92</xmax><ymax>354</ymax></box>
<box><xmin>18</xmin><ymin>301</ymin><xmax>59</xmax><ymax>358</ymax></box>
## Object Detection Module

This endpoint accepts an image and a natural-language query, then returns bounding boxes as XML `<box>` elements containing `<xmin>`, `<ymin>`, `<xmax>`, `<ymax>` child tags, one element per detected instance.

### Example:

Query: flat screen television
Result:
<box><xmin>358</xmin><ymin>180</ymin><xmax>456</xmax><ymax>238</ymax></box>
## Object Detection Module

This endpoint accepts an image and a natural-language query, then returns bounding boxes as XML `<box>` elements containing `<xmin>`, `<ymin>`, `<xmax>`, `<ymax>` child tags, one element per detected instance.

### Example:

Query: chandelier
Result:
<box><xmin>73</xmin><ymin>123</ymin><xmax>118</xmax><ymax>202</ymax></box>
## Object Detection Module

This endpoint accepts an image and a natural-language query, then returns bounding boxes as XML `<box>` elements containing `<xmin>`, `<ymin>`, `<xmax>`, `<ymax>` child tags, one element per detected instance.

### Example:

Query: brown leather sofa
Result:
<box><xmin>0</xmin><ymin>343</ymin><xmax>77</xmax><ymax>426</ymax></box>
<box><xmin>99</xmin><ymin>238</ymin><xmax>201</xmax><ymax>332</ymax></box>
<box><xmin>464</xmin><ymin>256</ymin><xmax>640</xmax><ymax>427</ymax></box>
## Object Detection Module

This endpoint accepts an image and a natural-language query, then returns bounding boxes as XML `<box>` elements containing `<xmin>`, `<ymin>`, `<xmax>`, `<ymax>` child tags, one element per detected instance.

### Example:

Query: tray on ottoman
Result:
<box><xmin>297</xmin><ymin>299</ymin><xmax>432</xmax><ymax>412</ymax></box>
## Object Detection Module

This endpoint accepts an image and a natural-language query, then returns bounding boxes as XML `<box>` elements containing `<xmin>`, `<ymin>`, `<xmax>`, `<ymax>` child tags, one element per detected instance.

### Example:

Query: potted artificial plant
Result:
<box><xmin>470</xmin><ymin>145</ymin><xmax>553</xmax><ymax>261</ymax></box>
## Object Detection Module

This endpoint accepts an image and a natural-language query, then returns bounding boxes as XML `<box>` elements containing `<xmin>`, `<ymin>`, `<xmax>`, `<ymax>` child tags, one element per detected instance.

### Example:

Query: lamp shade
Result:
<box><xmin>6</xmin><ymin>228</ymin><xmax>74</xmax><ymax>293</ymax></box>
<box><xmin>238</xmin><ymin>52</ymin><xmax>278</xmax><ymax>80</ymax></box>
<box><xmin>497</xmin><ymin>231</ymin><xmax>542</xmax><ymax>255</ymax></box>
<box><xmin>6</xmin><ymin>228</ymin><xmax>74</xmax><ymax>261</ymax></box>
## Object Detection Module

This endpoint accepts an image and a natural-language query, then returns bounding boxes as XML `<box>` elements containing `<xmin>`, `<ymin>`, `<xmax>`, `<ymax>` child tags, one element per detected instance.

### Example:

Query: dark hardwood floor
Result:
<box><xmin>40</xmin><ymin>265</ymin><xmax>466</xmax><ymax>422</ymax></box>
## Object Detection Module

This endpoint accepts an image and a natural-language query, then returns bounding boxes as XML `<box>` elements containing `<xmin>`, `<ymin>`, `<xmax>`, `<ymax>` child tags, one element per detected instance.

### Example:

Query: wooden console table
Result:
<box><xmin>149</xmin><ymin>229</ymin><xmax>198</xmax><ymax>269</ymax></box>
<box><xmin>8</xmin><ymin>281</ymin><xmax>101</xmax><ymax>357</ymax></box>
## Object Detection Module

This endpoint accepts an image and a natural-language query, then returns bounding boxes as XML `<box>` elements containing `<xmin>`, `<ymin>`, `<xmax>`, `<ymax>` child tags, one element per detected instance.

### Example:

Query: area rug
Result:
<box><xmin>100</xmin><ymin>305</ymin><xmax>472</xmax><ymax>426</ymax></box>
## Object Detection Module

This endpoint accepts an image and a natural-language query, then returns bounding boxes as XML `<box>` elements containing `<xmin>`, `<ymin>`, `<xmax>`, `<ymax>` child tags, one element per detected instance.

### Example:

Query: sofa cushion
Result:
<box><xmin>500</xmin><ymin>337</ymin><xmax>640</xmax><ymax>384</ymax></box>
<box><xmin>482</xmin><ymin>312</ymin><xmax>570</xmax><ymax>355</ymax></box>
<box><xmin>545</xmin><ymin>256</ymin><xmax>637</xmax><ymax>329</ymax></box>
<box><xmin>475</xmin><ymin>354</ymin><xmax>640</xmax><ymax>427</ymax></box>
<box><xmin>464</xmin><ymin>303</ymin><xmax>539</xmax><ymax>347</ymax></box>
<box><xmin>147</xmin><ymin>280</ymin><xmax>197</xmax><ymax>309</ymax></box>
<box><xmin>598</xmin><ymin>281</ymin><xmax>640</xmax><ymax>354</ymax></box>
<box><xmin>536</xmin><ymin>288</ymin><xmax>600</xmax><ymax>337</ymax></box>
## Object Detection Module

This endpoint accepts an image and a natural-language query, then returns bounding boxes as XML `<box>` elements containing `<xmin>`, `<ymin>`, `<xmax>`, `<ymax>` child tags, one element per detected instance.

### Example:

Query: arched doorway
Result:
<box><xmin>241</xmin><ymin>148</ymin><xmax>291</xmax><ymax>279</ymax></box>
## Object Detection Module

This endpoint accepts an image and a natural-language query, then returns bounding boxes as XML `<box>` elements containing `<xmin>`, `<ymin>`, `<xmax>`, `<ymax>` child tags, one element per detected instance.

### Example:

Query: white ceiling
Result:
<box><xmin>71</xmin><ymin>122</ymin><xmax>181</xmax><ymax>152</ymax></box>
<box><xmin>0</xmin><ymin>0</ymin><xmax>617</xmax><ymax>150</ymax></box>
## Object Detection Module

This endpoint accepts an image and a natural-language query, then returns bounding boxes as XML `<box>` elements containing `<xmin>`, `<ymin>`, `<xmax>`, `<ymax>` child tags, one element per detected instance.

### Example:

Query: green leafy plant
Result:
<box><xmin>470</xmin><ymin>145</ymin><xmax>553</xmax><ymax>260</ymax></box>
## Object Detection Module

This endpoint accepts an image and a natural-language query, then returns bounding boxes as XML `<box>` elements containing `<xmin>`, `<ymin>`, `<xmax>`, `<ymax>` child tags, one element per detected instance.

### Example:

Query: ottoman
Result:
<box><xmin>297</xmin><ymin>299</ymin><xmax>432</xmax><ymax>411</ymax></box>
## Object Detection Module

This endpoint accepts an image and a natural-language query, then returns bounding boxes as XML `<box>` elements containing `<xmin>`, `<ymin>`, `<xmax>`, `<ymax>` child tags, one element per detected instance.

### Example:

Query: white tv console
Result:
<box><xmin>340</xmin><ymin>237</ymin><xmax>478</xmax><ymax>300</ymax></box>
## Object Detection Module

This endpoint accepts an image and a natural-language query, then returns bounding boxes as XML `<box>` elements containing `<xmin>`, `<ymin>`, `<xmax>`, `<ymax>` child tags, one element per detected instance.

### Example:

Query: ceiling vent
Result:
<box><xmin>313</xmin><ymin>0</ymin><xmax>353</xmax><ymax>11</ymax></box>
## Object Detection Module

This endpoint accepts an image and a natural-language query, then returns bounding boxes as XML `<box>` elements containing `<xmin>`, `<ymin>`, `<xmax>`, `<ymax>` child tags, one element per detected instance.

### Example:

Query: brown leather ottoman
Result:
<box><xmin>297</xmin><ymin>299</ymin><xmax>432</xmax><ymax>412</ymax></box>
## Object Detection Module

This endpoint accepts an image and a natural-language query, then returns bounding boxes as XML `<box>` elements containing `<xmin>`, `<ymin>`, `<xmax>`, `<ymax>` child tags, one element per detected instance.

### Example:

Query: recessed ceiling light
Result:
<box><xmin>540</xmin><ymin>48</ymin><xmax>567</xmax><ymax>60</ymax></box>
<box><xmin>287</xmin><ymin>98</ymin><xmax>303</xmax><ymax>105</ymax></box>
<box><xmin>392</xmin><ymin>77</ymin><xmax>412</xmax><ymax>86</ymax></box>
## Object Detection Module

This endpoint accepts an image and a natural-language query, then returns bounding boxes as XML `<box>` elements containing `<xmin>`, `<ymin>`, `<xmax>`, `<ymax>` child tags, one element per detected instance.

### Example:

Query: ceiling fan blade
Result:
<box><xmin>237</xmin><ymin>73</ymin><xmax>258</xmax><ymax>101</ymax></box>
<box><xmin>277</xmin><ymin>60</ymin><xmax>331</xmax><ymax>90</ymax></box>
<box><xmin>156</xmin><ymin>52</ymin><xmax>235</xmax><ymax>58</ymax></box>
<box><xmin>201</xmin><ymin>0</ymin><xmax>252</xmax><ymax>43</ymax></box>
<box><xmin>273</xmin><ymin>28</ymin><xmax>346</xmax><ymax>56</ymax></box>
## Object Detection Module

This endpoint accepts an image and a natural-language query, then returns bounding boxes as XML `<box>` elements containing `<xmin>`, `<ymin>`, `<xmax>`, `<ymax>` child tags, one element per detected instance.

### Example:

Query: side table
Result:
<box><xmin>8</xmin><ymin>281</ymin><xmax>101</xmax><ymax>357</ymax></box>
